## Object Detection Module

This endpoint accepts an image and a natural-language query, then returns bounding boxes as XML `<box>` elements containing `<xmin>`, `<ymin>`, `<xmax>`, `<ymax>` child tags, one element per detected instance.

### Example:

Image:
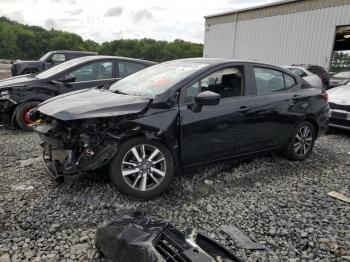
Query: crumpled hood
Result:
<box><xmin>37</xmin><ymin>88</ymin><xmax>150</xmax><ymax>121</ymax></box>
<box><xmin>328</xmin><ymin>85</ymin><xmax>350</xmax><ymax>105</ymax></box>
<box><xmin>0</xmin><ymin>75</ymin><xmax>36</xmax><ymax>90</ymax></box>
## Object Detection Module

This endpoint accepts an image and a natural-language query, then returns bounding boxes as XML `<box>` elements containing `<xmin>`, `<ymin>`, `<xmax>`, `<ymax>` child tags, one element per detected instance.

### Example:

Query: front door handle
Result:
<box><xmin>237</xmin><ymin>106</ymin><xmax>250</xmax><ymax>113</ymax></box>
<box><xmin>292</xmin><ymin>95</ymin><xmax>302</xmax><ymax>101</ymax></box>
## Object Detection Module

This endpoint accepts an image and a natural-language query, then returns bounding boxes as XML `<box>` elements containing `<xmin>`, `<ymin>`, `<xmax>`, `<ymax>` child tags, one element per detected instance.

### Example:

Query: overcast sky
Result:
<box><xmin>0</xmin><ymin>0</ymin><xmax>279</xmax><ymax>43</ymax></box>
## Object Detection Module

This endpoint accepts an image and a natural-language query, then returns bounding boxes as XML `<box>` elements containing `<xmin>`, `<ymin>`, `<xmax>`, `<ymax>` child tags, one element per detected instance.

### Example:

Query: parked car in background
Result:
<box><xmin>292</xmin><ymin>64</ymin><xmax>330</xmax><ymax>89</ymax></box>
<box><xmin>0</xmin><ymin>55</ymin><xmax>156</xmax><ymax>130</ymax></box>
<box><xmin>11</xmin><ymin>50</ymin><xmax>97</xmax><ymax>76</ymax></box>
<box><xmin>30</xmin><ymin>58</ymin><xmax>329</xmax><ymax>199</ymax></box>
<box><xmin>329</xmin><ymin>71</ymin><xmax>350</xmax><ymax>88</ymax></box>
<box><xmin>284</xmin><ymin>66</ymin><xmax>323</xmax><ymax>89</ymax></box>
<box><xmin>328</xmin><ymin>81</ymin><xmax>350</xmax><ymax>130</ymax></box>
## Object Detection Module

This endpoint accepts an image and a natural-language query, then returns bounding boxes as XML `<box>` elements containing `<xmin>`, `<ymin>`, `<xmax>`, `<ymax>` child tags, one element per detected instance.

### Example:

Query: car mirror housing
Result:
<box><xmin>58</xmin><ymin>74</ymin><xmax>76</xmax><ymax>84</ymax></box>
<box><xmin>194</xmin><ymin>91</ymin><xmax>221</xmax><ymax>106</ymax></box>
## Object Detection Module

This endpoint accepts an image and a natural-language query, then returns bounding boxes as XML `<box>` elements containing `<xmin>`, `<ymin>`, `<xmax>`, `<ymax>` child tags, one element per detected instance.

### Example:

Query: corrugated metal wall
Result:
<box><xmin>204</xmin><ymin>3</ymin><xmax>350</xmax><ymax>70</ymax></box>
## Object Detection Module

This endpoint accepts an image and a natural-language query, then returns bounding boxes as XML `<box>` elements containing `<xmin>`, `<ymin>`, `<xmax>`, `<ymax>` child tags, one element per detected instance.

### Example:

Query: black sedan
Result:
<box><xmin>31</xmin><ymin>58</ymin><xmax>329</xmax><ymax>199</ymax></box>
<box><xmin>0</xmin><ymin>56</ymin><xmax>156</xmax><ymax>130</ymax></box>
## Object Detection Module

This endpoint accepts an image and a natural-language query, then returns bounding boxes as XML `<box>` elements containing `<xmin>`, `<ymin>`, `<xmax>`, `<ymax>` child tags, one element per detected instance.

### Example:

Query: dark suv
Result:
<box><xmin>11</xmin><ymin>50</ymin><xmax>97</xmax><ymax>76</ymax></box>
<box><xmin>292</xmin><ymin>64</ymin><xmax>330</xmax><ymax>89</ymax></box>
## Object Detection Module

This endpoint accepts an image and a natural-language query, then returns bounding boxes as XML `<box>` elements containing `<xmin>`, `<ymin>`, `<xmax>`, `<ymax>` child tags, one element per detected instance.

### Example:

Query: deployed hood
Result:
<box><xmin>0</xmin><ymin>75</ymin><xmax>37</xmax><ymax>90</ymax></box>
<box><xmin>328</xmin><ymin>84</ymin><xmax>350</xmax><ymax>105</ymax></box>
<box><xmin>37</xmin><ymin>88</ymin><xmax>150</xmax><ymax>121</ymax></box>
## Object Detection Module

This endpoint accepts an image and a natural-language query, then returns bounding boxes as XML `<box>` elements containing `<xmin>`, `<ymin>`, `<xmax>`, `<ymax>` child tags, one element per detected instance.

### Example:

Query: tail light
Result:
<box><xmin>320</xmin><ymin>91</ymin><xmax>328</xmax><ymax>102</ymax></box>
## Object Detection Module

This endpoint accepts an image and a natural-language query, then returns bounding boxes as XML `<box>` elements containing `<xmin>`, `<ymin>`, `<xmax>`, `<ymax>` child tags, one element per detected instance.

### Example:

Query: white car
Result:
<box><xmin>328</xmin><ymin>81</ymin><xmax>350</xmax><ymax>130</ymax></box>
<box><xmin>284</xmin><ymin>66</ymin><xmax>323</xmax><ymax>89</ymax></box>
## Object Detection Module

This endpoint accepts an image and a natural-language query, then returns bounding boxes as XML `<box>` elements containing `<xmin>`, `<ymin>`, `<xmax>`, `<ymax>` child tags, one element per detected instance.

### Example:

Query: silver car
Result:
<box><xmin>285</xmin><ymin>66</ymin><xmax>323</xmax><ymax>89</ymax></box>
<box><xmin>328</xmin><ymin>81</ymin><xmax>350</xmax><ymax>130</ymax></box>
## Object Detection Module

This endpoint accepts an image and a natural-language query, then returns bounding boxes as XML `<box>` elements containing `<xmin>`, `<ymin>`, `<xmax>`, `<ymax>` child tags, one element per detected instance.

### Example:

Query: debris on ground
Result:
<box><xmin>328</xmin><ymin>191</ymin><xmax>350</xmax><ymax>204</ymax></box>
<box><xmin>95</xmin><ymin>212</ymin><xmax>243</xmax><ymax>262</ymax></box>
<box><xmin>219</xmin><ymin>225</ymin><xmax>265</xmax><ymax>250</ymax></box>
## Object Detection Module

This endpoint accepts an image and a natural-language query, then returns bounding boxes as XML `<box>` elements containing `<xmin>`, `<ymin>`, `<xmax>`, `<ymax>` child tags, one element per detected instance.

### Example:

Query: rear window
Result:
<box><xmin>254</xmin><ymin>67</ymin><xmax>296</xmax><ymax>95</ymax></box>
<box><xmin>308</xmin><ymin>66</ymin><xmax>326</xmax><ymax>74</ymax></box>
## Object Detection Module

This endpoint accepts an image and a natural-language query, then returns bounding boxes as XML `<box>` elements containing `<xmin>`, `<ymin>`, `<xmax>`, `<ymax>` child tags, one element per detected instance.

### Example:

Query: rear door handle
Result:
<box><xmin>237</xmin><ymin>106</ymin><xmax>250</xmax><ymax>113</ymax></box>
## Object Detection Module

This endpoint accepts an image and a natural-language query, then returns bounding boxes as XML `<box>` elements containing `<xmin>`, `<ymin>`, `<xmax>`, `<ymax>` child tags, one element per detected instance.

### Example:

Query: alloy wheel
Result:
<box><xmin>293</xmin><ymin>126</ymin><xmax>313</xmax><ymax>156</ymax></box>
<box><xmin>121</xmin><ymin>144</ymin><xmax>167</xmax><ymax>191</ymax></box>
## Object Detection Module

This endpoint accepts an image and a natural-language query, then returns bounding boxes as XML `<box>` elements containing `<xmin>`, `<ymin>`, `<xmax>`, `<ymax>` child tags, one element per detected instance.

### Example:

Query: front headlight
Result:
<box><xmin>0</xmin><ymin>90</ymin><xmax>11</xmax><ymax>96</ymax></box>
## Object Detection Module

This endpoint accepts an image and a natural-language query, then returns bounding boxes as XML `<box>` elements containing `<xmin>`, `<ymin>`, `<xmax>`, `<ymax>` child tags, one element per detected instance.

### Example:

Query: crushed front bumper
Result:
<box><xmin>0</xmin><ymin>98</ymin><xmax>17</xmax><ymax>126</ymax></box>
<box><xmin>40</xmin><ymin>139</ymin><xmax>118</xmax><ymax>178</ymax></box>
<box><xmin>329</xmin><ymin>109</ymin><xmax>350</xmax><ymax>130</ymax></box>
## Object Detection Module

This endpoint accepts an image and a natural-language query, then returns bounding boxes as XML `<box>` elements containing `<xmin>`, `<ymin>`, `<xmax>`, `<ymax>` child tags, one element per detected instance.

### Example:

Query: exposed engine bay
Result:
<box><xmin>32</xmin><ymin>113</ymin><xmax>164</xmax><ymax>178</ymax></box>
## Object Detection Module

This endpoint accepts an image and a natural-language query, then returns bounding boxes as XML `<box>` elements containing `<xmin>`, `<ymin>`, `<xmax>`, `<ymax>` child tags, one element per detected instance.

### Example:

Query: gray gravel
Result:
<box><xmin>0</xmin><ymin>127</ymin><xmax>350</xmax><ymax>261</ymax></box>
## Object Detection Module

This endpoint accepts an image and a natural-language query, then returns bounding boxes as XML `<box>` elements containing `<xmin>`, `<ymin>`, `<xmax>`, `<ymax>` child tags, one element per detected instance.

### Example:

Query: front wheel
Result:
<box><xmin>285</xmin><ymin>121</ymin><xmax>316</xmax><ymax>161</ymax></box>
<box><xmin>109</xmin><ymin>137</ymin><xmax>174</xmax><ymax>199</ymax></box>
<box><xmin>15</xmin><ymin>101</ymin><xmax>40</xmax><ymax>131</ymax></box>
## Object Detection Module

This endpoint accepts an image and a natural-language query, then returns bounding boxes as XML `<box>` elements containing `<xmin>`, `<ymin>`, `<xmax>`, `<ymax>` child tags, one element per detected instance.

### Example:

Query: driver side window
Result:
<box><xmin>68</xmin><ymin>61</ymin><xmax>113</xmax><ymax>82</ymax></box>
<box><xmin>184</xmin><ymin>67</ymin><xmax>243</xmax><ymax>103</ymax></box>
<box><xmin>51</xmin><ymin>54</ymin><xmax>66</xmax><ymax>62</ymax></box>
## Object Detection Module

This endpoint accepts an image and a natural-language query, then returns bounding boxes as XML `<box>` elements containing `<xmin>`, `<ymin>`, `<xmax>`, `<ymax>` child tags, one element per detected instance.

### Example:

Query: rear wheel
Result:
<box><xmin>109</xmin><ymin>137</ymin><xmax>174</xmax><ymax>199</ymax></box>
<box><xmin>15</xmin><ymin>101</ymin><xmax>40</xmax><ymax>131</ymax></box>
<box><xmin>285</xmin><ymin>121</ymin><xmax>316</xmax><ymax>160</ymax></box>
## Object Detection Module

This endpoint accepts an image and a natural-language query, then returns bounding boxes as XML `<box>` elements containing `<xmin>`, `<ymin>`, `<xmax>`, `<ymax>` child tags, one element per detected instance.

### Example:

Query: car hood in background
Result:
<box><xmin>328</xmin><ymin>85</ymin><xmax>350</xmax><ymax>105</ymax></box>
<box><xmin>37</xmin><ymin>88</ymin><xmax>150</xmax><ymax>121</ymax></box>
<box><xmin>0</xmin><ymin>75</ymin><xmax>37</xmax><ymax>90</ymax></box>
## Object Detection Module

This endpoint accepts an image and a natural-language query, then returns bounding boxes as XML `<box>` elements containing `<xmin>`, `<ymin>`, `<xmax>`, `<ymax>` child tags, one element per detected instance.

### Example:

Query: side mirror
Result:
<box><xmin>194</xmin><ymin>91</ymin><xmax>220</xmax><ymax>106</ymax></box>
<box><xmin>58</xmin><ymin>74</ymin><xmax>76</xmax><ymax>84</ymax></box>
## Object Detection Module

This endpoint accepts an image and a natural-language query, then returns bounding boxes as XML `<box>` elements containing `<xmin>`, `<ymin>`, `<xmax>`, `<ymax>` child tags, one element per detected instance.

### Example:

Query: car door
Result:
<box><xmin>243</xmin><ymin>65</ymin><xmax>302</xmax><ymax>151</ymax></box>
<box><xmin>179</xmin><ymin>65</ymin><xmax>261</xmax><ymax>166</ymax></box>
<box><xmin>57</xmin><ymin>60</ymin><xmax>119</xmax><ymax>94</ymax></box>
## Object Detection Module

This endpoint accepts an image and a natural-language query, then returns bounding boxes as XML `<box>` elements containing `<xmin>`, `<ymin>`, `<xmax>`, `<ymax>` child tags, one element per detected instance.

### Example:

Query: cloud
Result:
<box><xmin>6</xmin><ymin>11</ymin><xmax>26</xmax><ymax>24</ymax></box>
<box><xmin>105</xmin><ymin>7</ymin><xmax>123</xmax><ymax>17</ymax></box>
<box><xmin>133</xmin><ymin>9</ymin><xmax>153</xmax><ymax>23</ymax></box>
<box><xmin>44</xmin><ymin>18</ymin><xmax>56</xmax><ymax>29</ymax></box>
<box><xmin>65</xmin><ymin>8</ymin><xmax>82</xmax><ymax>15</ymax></box>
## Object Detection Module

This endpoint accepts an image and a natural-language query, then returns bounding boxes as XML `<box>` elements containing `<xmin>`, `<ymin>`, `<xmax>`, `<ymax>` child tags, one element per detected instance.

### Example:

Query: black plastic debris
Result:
<box><xmin>95</xmin><ymin>212</ymin><xmax>244</xmax><ymax>262</ymax></box>
<box><xmin>219</xmin><ymin>225</ymin><xmax>265</xmax><ymax>250</ymax></box>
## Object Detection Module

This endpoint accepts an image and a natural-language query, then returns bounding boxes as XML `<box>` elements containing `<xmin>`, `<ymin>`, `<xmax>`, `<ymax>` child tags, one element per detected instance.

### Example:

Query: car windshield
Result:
<box><xmin>109</xmin><ymin>61</ymin><xmax>209</xmax><ymax>97</ymax></box>
<box><xmin>334</xmin><ymin>71</ymin><xmax>350</xmax><ymax>78</ymax></box>
<box><xmin>39</xmin><ymin>52</ymin><xmax>53</xmax><ymax>62</ymax></box>
<box><xmin>36</xmin><ymin>58</ymin><xmax>89</xmax><ymax>79</ymax></box>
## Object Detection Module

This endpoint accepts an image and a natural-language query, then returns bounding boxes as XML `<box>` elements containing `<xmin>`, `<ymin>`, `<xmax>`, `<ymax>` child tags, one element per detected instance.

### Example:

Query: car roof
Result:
<box><xmin>68</xmin><ymin>55</ymin><xmax>156</xmax><ymax>65</ymax></box>
<box><xmin>52</xmin><ymin>50</ymin><xmax>97</xmax><ymax>54</ymax></box>
<box><xmin>284</xmin><ymin>65</ymin><xmax>305</xmax><ymax>70</ymax></box>
<box><xmin>169</xmin><ymin>57</ymin><xmax>281</xmax><ymax>67</ymax></box>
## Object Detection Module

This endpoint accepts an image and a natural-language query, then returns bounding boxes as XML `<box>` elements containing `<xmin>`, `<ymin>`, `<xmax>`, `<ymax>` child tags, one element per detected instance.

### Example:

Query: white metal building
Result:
<box><xmin>204</xmin><ymin>0</ymin><xmax>350</xmax><ymax>70</ymax></box>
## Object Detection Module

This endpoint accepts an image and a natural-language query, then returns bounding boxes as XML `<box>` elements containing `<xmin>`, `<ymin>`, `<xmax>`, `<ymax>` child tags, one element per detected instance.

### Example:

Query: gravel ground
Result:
<box><xmin>0</xmin><ymin>128</ymin><xmax>349</xmax><ymax>262</ymax></box>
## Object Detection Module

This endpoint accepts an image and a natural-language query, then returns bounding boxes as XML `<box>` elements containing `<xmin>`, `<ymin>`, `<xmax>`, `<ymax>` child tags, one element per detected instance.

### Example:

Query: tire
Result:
<box><xmin>285</xmin><ymin>121</ymin><xmax>316</xmax><ymax>161</ymax></box>
<box><xmin>109</xmin><ymin>137</ymin><xmax>174</xmax><ymax>199</ymax></box>
<box><xmin>15</xmin><ymin>101</ymin><xmax>40</xmax><ymax>131</ymax></box>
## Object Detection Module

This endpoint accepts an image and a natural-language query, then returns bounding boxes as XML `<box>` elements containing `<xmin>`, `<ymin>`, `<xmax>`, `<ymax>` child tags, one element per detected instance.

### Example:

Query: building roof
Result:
<box><xmin>205</xmin><ymin>0</ymin><xmax>350</xmax><ymax>24</ymax></box>
<box><xmin>205</xmin><ymin>0</ymin><xmax>299</xmax><ymax>18</ymax></box>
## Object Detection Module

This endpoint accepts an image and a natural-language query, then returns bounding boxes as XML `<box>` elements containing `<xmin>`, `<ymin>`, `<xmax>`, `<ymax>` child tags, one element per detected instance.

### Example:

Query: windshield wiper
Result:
<box><xmin>113</xmin><ymin>90</ymin><xmax>129</xmax><ymax>95</ymax></box>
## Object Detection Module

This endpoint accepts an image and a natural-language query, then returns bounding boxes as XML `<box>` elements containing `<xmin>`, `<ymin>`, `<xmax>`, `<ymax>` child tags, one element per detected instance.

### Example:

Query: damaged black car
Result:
<box><xmin>31</xmin><ymin>58</ymin><xmax>329</xmax><ymax>199</ymax></box>
<box><xmin>0</xmin><ymin>55</ymin><xmax>155</xmax><ymax>130</ymax></box>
